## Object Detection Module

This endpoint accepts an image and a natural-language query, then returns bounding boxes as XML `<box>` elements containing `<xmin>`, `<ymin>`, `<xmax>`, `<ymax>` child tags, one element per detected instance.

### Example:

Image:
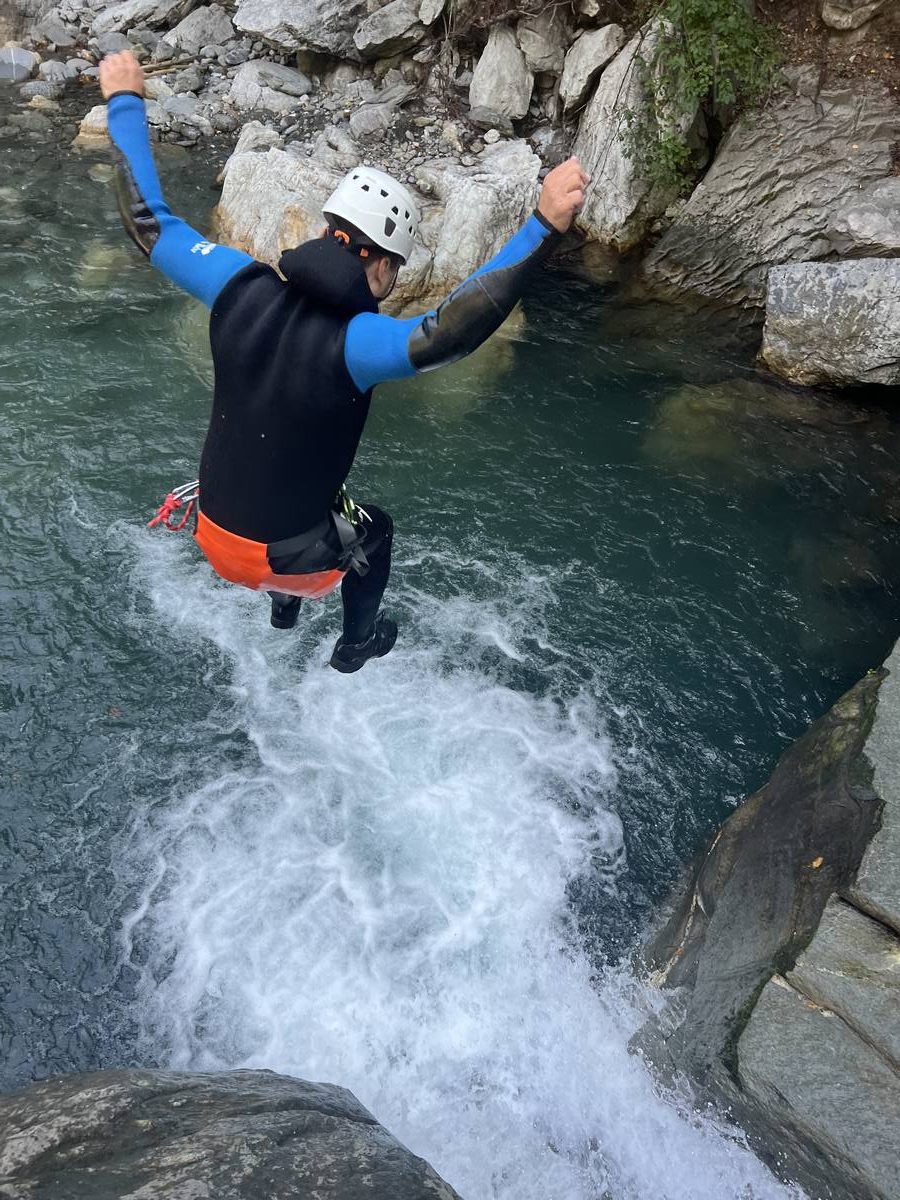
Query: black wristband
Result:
<box><xmin>533</xmin><ymin>208</ymin><xmax>561</xmax><ymax>236</ymax></box>
<box><xmin>106</xmin><ymin>90</ymin><xmax>144</xmax><ymax>102</ymax></box>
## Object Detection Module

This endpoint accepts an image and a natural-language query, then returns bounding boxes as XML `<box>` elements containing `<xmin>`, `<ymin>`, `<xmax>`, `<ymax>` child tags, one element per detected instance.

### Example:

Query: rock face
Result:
<box><xmin>233</xmin><ymin>0</ymin><xmax>368</xmax><ymax>58</ymax></box>
<box><xmin>641</xmin><ymin>79</ymin><xmax>900</xmax><ymax>308</ymax></box>
<box><xmin>640</xmin><ymin>639</ymin><xmax>900</xmax><ymax>1200</ymax></box>
<box><xmin>761</xmin><ymin>259</ymin><xmax>900</xmax><ymax>387</ymax></box>
<box><xmin>515</xmin><ymin>8</ymin><xmax>570</xmax><ymax>74</ymax></box>
<box><xmin>559</xmin><ymin>24</ymin><xmax>625</xmax><ymax>113</ymax></box>
<box><xmin>827</xmin><ymin>177</ymin><xmax>900</xmax><ymax>259</ymax></box>
<box><xmin>469</xmin><ymin>25</ymin><xmax>533</xmax><ymax>122</ymax></box>
<box><xmin>215</xmin><ymin>136</ymin><xmax>541</xmax><ymax>311</ymax></box>
<box><xmin>573</xmin><ymin>22</ymin><xmax>701</xmax><ymax>252</ymax></box>
<box><xmin>0</xmin><ymin>1068</ymin><xmax>463</xmax><ymax>1199</ymax></box>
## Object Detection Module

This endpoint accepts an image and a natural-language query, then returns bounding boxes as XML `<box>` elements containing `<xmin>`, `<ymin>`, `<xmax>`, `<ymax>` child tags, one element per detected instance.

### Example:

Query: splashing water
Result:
<box><xmin>119</xmin><ymin>532</ymin><xmax>800</xmax><ymax>1200</ymax></box>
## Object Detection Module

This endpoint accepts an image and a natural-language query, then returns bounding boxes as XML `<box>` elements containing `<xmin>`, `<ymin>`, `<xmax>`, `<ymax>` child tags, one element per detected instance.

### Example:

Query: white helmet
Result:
<box><xmin>323</xmin><ymin>166</ymin><xmax>419</xmax><ymax>264</ymax></box>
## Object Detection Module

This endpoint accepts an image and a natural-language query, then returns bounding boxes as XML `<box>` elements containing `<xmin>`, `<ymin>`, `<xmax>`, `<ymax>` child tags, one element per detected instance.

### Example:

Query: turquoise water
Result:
<box><xmin>2</xmin><ymin>96</ymin><xmax>899</xmax><ymax>1197</ymax></box>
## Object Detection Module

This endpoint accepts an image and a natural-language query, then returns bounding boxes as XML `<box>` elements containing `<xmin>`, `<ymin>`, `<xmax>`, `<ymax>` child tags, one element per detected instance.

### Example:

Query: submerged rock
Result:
<box><xmin>641</xmin><ymin>80</ymin><xmax>900</xmax><ymax>308</ymax></box>
<box><xmin>638</xmin><ymin>638</ymin><xmax>900</xmax><ymax>1200</ymax></box>
<box><xmin>0</xmin><ymin>1068</ymin><xmax>463</xmax><ymax>1199</ymax></box>
<box><xmin>0</xmin><ymin>47</ymin><xmax>38</xmax><ymax>83</ymax></box>
<box><xmin>761</xmin><ymin>259</ymin><xmax>900</xmax><ymax>388</ymax></box>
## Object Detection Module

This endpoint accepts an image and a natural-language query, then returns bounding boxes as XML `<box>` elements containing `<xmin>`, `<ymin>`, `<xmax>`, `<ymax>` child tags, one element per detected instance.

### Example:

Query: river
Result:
<box><xmin>2</xmin><ymin>97</ymin><xmax>899</xmax><ymax>1198</ymax></box>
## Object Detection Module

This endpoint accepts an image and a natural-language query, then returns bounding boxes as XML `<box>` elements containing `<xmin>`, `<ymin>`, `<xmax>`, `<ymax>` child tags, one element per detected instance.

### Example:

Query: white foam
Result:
<box><xmin>120</xmin><ymin>532</ymin><xmax>801</xmax><ymax>1200</ymax></box>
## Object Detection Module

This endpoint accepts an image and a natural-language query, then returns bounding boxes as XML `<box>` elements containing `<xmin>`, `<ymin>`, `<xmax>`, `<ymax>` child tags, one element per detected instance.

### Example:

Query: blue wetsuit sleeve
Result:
<box><xmin>344</xmin><ymin>212</ymin><xmax>560</xmax><ymax>392</ymax></box>
<box><xmin>106</xmin><ymin>92</ymin><xmax>253</xmax><ymax>307</ymax></box>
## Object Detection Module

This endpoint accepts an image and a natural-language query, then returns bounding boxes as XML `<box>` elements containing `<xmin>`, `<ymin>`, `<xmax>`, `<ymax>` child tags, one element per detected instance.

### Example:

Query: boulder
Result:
<box><xmin>353</xmin><ymin>0</ymin><xmax>427</xmax><ymax>59</ymax></box>
<box><xmin>35</xmin><ymin>12</ymin><xmax>77</xmax><ymax>47</ymax></box>
<box><xmin>215</xmin><ymin>135</ymin><xmax>541</xmax><ymax>311</ymax></box>
<box><xmin>229</xmin><ymin>60</ymin><xmax>312</xmax><ymax>114</ymax></box>
<box><xmin>639</xmin><ymin>639</ymin><xmax>900</xmax><ymax>1200</ymax></box>
<box><xmin>162</xmin><ymin>3</ymin><xmax>234</xmax><ymax>54</ymax></box>
<box><xmin>573</xmin><ymin>21</ymin><xmax>701</xmax><ymax>251</ymax></box>
<box><xmin>347</xmin><ymin>80</ymin><xmax>415</xmax><ymax>142</ymax></box>
<box><xmin>92</xmin><ymin>0</ymin><xmax>200</xmax><ymax>36</ymax></box>
<box><xmin>641</xmin><ymin>81</ymin><xmax>900</xmax><ymax>308</ymax></box>
<box><xmin>0</xmin><ymin>47</ymin><xmax>38</xmax><ymax>83</ymax></box>
<box><xmin>0</xmin><ymin>1068</ymin><xmax>463</xmax><ymax>1199</ymax></box>
<box><xmin>821</xmin><ymin>0</ymin><xmax>890</xmax><ymax>30</ymax></box>
<box><xmin>419</xmin><ymin>0</ymin><xmax>445</xmax><ymax>23</ymax></box>
<box><xmin>559</xmin><ymin>23</ymin><xmax>625</xmax><ymax>112</ymax></box>
<box><xmin>233</xmin><ymin>0</ymin><xmax>368</xmax><ymax>58</ymax></box>
<box><xmin>761</xmin><ymin>259</ymin><xmax>900</xmax><ymax>388</ymax></box>
<box><xmin>96</xmin><ymin>31</ymin><xmax>131</xmax><ymax>53</ymax></box>
<box><xmin>516</xmin><ymin>8</ymin><xmax>570</xmax><ymax>74</ymax></box>
<box><xmin>469</xmin><ymin>25</ymin><xmax>533</xmax><ymax>122</ymax></box>
<box><xmin>73</xmin><ymin>103</ymin><xmax>109</xmax><ymax>145</ymax></box>
<box><xmin>827</xmin><ymin>177</ymin><xmax>900</xmax><ymax>258</ymax></box>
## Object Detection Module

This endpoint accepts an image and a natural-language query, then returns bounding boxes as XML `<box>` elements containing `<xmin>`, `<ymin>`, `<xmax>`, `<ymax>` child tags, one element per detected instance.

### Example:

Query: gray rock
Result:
<box><xmin>96</xmin><ymin>30</ymin><xmax>130</xmax><ymax>53</ymax></box>
<box><xmin>574</xmin><ymin>21</ymin><xmax>702</xmax><ymax>251</ymax></box>
<box><xmin>163</xmin><ymin>4</ymin><xmax>234</xmax><ymax>55</ymax></box>
<box><xmin>348</xmin><ymin>81</ymin><xmax>414</xmax><ymax>142</ymax></box>
<box><xmin>821</xmin><ymin>0</ymin><xmax>890</xmax><ymax>30</ymax></box>
<box><xmin>0</xmin><ymin>47</ymin><xmax>38</xmax><ymax>83</ymax></box>
<box><xmin>162</xmin><ymin>92</ymin><xmax>199</xmax><ymax>118</ymax></box>
<box><xmin>37</xmin><ymin>59</ymin><xmax>71</xmax><ymax>83</ymax></box>
<box><xmin>642</xmin><ymin>83</ymin><xmax>900</xmax><ymax>308</ymax></box>
<box><xmin>36</xmin><ymin>13</ymin><xmax>77</xmax><ymax>48</ymax></box>
<box><xmin>827</xmin><ymin>177</ymin><xmax>900</xmax><ymax>258</ymax></box>
<box><xmin>640</xmin><ymin>664</ymin><xmax>886</xmax><ymax>1078</ymax></box>
<box><xmin>560</xmin><ymin>24</ymin><xmax>626</xmax><ymax>112</ymax></box>
<box><xmin>739</xmin><ymin>976</ymin><xmax>900</xmax><ymax>1200</ymax></box>
<box><xmin>223</xmin><ymin>44</ymin><xmax>251</xmax><ymax>65</ymax></box>
<box><xmin>849</xmin><ymin>640</ymin><xmax>900</xmax><ymax>931</ymax></box>
<box><xmin>230</xmin><ymin>60</ymin><xmax>311</xmax><ymax>114</ymax></box>
<box><xmin>761</xmin><ymin>259</ymin><xmax>900</xmax><ymax>387</ymax></box>
<box><xmin>354</xmin><ymin>0</ymin><xmax>426</xmax><ymax>59</ymax></box>
<box><xmin>92</xmin><ymin>0</ymin><xmax>200</xmax><ymax>36</ymax></box>
<box><xmin>469</xmin><ymin>25</ymin><xmax>533</xmax><ymax>122</ymax></box>
<box><xmin>419</xmin><ymin>0</ymin><xmax>445</xmax><ymax>23</ymax></box>
<box><xmin>173</xmin><ymin>64</ymin><xmax>204</xmax><ymax>92</ymax></box>
<box><xmin>19</xmin><ymin>79</ymin><xmax>63</xmax><ymax>100</ymax></box>
<box><xmin>516</xmin><ymin>8</ymin><xmax>570</xmax><ymax>74</ymax></box>
<box><xmin>233</xmin><ymin>0</ymin><xmax>367</xmax><ymax>58</ymax></box>
<box><xmin>0</xmin><ymin>1068</ymin><xmax>463</xmax><ymax>1199</ymax></box>
<box><xmin>787</xmin><ymin>897</ymin><xmax>900</xmax><ymax>1067</ymax></box>
<box><xmin>231</xmin><ymin>117</ymin><xmax>283</xmax><ymax>157</ymax></box>
<box><xmin>7</xmin><ymin>109</ymin><xmax>53</xmax><ymax>132</ymax></box>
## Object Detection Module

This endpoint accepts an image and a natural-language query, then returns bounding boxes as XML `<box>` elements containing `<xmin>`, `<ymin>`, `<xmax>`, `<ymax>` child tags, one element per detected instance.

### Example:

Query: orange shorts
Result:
<box><xmin>194</xmin><ymin>510</ymin><xmax>346</xmax><ymax>600</ymax></box>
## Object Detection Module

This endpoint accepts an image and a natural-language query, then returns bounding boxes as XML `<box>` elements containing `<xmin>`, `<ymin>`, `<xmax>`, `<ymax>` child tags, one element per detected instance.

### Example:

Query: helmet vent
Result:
<box><xmin>361</xmin><ymin>183</ymin><xmax>370</xmax><ymax>192</ymax></box>
<box><xmin>380</xmin><ymin>188</ymin><xmax>389</xmax><ymax>197</ymax></box>
<box><xmin>391</xmin><ymin>205</ymin><xmax>399</xmax><ymax>215</ymax></box>
<box><xmin>384</xmin><ymin>217</ymin><xmax>396</xmax><ymax>237</ymax></box>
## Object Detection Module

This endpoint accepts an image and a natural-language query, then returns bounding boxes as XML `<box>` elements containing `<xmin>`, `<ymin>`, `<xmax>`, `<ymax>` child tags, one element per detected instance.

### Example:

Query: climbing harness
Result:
<box><xmin>147</xmin><ymin>480</ymin><xmax>199</xmax><ymax>531</ymax></box>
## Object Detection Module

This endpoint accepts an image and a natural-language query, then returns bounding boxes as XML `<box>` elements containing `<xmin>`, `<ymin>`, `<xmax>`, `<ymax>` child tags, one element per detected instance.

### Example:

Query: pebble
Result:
<box><xmin>483</xmin><ymin>128</ymin><xmax>500</xmax><ymax>145</ymax></box>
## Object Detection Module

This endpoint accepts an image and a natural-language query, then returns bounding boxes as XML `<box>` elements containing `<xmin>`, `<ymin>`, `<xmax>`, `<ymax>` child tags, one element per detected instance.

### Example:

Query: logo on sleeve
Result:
<box><xmin>191</xmin><ymin>241</ymin><xmax>217</xmax><ymax>256</ymax></box>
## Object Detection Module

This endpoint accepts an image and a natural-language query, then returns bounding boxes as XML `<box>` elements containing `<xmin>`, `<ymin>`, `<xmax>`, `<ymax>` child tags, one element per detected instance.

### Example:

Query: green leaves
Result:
<box><xmin>625</xmin><ymin>0</ymin><xmax>780</xmax><ymax>192</ymax></box>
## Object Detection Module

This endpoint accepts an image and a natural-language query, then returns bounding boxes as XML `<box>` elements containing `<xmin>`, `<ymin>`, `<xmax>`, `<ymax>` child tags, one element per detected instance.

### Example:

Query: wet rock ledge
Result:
<box><xmin>0</xmin><ymin>1068</ymin><xmax>462</xmax><ymax>1199</ymax></box>
<box><xmin>638</xmin><ymin>640</ymin><xmax>900</xmax><ymax>1200</ymax></box>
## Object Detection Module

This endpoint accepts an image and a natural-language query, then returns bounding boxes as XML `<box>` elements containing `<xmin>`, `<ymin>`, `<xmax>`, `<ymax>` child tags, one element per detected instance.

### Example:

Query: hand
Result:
<box><xmin>99</xmin><ymin>49</ymin><xmax>144</xmax><ymax>101</ymax></box>
<box><xmin>537</xmin><ymin>157</ymin><xmax>590</xmax><ymax>233</ymax></box>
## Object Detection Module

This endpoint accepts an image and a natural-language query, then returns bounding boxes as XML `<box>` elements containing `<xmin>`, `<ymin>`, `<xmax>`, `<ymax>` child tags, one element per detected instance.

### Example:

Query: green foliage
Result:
<box><xmin>624</xmin><ymin>0</ymin><xmax>780</xmax><ymax>192</ymax></box>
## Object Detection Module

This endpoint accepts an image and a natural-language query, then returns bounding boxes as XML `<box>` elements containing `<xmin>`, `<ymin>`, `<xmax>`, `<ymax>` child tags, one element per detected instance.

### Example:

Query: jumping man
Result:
<box><xmin>99</xmin><ymin>51</ymin><xmax>587</xmax><ymax>672</ymax></box>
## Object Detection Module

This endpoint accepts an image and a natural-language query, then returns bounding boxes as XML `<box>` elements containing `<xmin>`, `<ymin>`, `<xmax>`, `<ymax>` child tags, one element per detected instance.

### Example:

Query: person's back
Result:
<box><xmin>99</xmin><ymin>50</ymin><xmax>587</xmax><ymax>671</ymax></box>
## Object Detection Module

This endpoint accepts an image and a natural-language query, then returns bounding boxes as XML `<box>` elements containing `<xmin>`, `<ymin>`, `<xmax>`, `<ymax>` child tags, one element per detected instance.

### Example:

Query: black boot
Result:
<box><xmin>269</xmin><ymin>591</ymin><xmax>302</xmax><ymax>630</ymax></box>
<box><xmin>329</xmin><ymin>612</ymin><xmax>397</xmax><ymax>673</ymax></box>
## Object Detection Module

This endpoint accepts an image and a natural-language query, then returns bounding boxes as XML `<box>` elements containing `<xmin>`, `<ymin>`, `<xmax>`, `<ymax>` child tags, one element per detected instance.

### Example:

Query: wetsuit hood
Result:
<box><xmin>278</xmin><ymin>238</ymin><xmax>379</xmax><ymax>317</ymax></box>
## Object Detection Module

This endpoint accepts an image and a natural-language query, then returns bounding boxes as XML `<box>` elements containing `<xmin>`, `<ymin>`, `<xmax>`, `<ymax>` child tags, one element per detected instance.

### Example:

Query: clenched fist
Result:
<box><xmin>537</xmin><ymin>157</ymin><xmax>590</xmax><ymax>233</ymax></box>
<box><xmin>99</xmin><ymin>49</ymin><xmax>144</xmax><ymax>101</ymax></box>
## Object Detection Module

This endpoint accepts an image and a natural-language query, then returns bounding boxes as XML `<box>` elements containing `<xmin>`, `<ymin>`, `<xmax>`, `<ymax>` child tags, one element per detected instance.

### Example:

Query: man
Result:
<box><xmin>99</xmin><ymin>51</ymin><xmax>587</xmax><ymax>672</ymax></box>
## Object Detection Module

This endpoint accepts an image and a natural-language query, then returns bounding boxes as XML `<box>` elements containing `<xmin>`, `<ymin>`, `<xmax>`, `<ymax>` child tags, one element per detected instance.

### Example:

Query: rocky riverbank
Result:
<box><xmin>1</xmin><ymin>0</ymin><xmax>898</xmax><ymax>367</ymax></box>
<box><xmin>638</xmin><ymin>638</ymin><xmax>900</xmax><ymax>1200</ymax></box>
<box><xmin>0</xmin><ymin>1068</ymin><xmax>463</xmax><ymax>1198</ymax></box>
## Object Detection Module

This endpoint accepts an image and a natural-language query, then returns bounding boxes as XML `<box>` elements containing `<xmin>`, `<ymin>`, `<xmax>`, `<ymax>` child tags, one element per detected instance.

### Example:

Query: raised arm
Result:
<box><xmin>100</xmin><ymin>51</ymin><xmax>253</xmax><ymax>308</ymax></box>
<box><xmin>345</xmin><ymin>157</ymin><xmax>588</xmax><ymax>392</ymax></box>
